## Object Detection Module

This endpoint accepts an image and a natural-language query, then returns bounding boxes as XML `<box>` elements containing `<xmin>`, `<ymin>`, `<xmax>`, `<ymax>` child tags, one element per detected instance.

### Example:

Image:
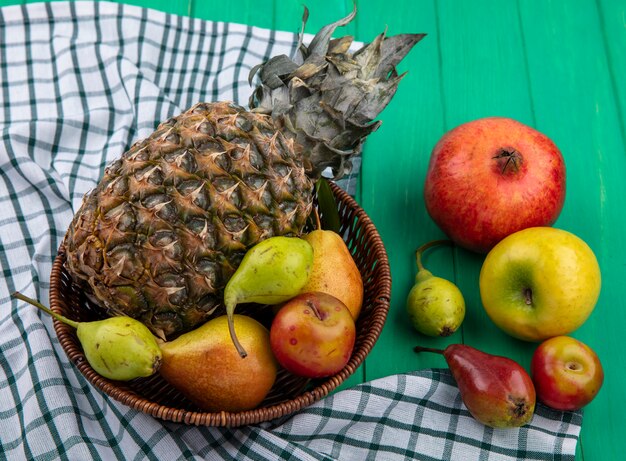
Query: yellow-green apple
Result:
<box><xmin>270</xmin><ymin>292</ymin><xmax>355</xmax><ymax>378</ymax></box>
<box><xmin>479</xmin><ymin>227</ymin><xmax>601</xmax><ymax>341</ymax></box>
<box><xmin>424</xmin><ymin>117</ymin><xmax>566</xmax><ymax>253</ymax></box>
<box><xmin>531</xmin><ymin>336</ymin><xmax>604</xmax><ymax>411</ymax></box>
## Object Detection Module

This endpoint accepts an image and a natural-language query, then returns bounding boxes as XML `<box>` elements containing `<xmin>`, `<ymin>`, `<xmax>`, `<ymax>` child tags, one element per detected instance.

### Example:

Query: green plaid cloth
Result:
<box><xmin>0</xmin><ymin>2</ymin><xmax>582</xmax><ymax>459</ymax></box>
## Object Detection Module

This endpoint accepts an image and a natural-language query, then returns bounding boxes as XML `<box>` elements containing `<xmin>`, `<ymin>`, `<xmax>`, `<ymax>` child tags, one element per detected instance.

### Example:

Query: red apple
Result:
<box><xmin>270</xmin><ymin>292</ymin><xmax>356</xmax><ymax>378</ymax></box>
<box><xmin>424</xmin><ymin>117</ymin><xmax>566</xmax><ymax>253</ymax></box>
<box><xmin>531</xmin><ymin>336</ymin><xmax>604</xmax><ymax>411</ymax></box>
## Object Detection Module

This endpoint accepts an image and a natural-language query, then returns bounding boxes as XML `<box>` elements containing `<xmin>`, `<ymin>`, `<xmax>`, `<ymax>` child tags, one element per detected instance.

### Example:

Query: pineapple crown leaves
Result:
<box><xmin>248</xmin><ymin>4</ymin><xmax>425</xmax><ymax>179</ymax></box>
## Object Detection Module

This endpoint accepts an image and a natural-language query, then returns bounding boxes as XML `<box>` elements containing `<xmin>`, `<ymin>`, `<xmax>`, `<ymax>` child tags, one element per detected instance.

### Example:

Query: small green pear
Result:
<box><xmin>224</xmin><ymin>236</ymin><xmax>314</xmax><ymax>357</ymax></box>
<box><xmin>13</xmin><ymin>292</ymin><xmax>162</xmax><ymax>381</ymax></box>
<box><xmin>406</xmin><ymin>240</ymin><xmax>465</xmax><ymax>337</ymax></box>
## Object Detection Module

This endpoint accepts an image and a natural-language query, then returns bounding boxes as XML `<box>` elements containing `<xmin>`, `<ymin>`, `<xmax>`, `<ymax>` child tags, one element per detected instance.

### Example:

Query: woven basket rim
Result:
<box><xmin>49</xmin><ymin>182</ymin><xmax>391</xmax><ymax>427</ymax></box>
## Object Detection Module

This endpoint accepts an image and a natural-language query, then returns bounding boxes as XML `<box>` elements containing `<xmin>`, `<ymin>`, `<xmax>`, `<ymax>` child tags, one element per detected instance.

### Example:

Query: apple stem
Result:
<box><xmin>414</xmin><ymin>345</ymin><xmax>445</xmax><ymax>355</ymax></box>
<box><xmin>523</xmin><ymin>288</ymin><xmax>533</xmax><ymax>305</ymax></box>
<box><xmin>566</xmin><ymin>361</ymin><xmax>582</xmax><ymax>371</ymax></box>
<box><xmin>306</xmin><ymin>299</ymin><xmax>324</xmax><ymax>321</ymax></box>
<box><xmin>415</xmin><ymin>239</ymin><xmax>452</xmax><ymax>271</ymax></box>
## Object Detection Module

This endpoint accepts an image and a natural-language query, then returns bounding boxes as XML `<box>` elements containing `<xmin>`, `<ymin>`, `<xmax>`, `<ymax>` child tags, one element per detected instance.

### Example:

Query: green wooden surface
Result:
<box><xmin>2</xmin><ymin>0</ymin><xmax>625</xmax><ymax>458</ymax></box>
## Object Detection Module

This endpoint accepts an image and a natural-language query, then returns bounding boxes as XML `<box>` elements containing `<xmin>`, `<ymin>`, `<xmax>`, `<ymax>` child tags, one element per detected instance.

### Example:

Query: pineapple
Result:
<box><xmin>63</xmin><ymin>7</ymin><xmax>424</xmax><ymax>339</ymax></box>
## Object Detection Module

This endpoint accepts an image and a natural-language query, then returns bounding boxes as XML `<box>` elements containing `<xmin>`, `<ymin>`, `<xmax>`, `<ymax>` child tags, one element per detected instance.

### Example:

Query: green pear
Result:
<box><xmin>406</xmin><ymin>240</ymin><xmax>465</xmax><ymax>337</ymax></box>
<box><xmin>13</xmin><ymin>292</ymin><xmax>161</xmax><ymax>381</ymax></box>
<box><xmin>159</xmin><ymin>314</ymin><xmax>278</xmax><ymax>412</ymax></box>
<box><xmin>300</xmin><ymin>211</ymin><xmax>363</xmax><ymax>320</ymax></box>
<box><xmin>224</xmin><ymin>236</ymin><xmax>314</xmax><ymax>357</ymax></box>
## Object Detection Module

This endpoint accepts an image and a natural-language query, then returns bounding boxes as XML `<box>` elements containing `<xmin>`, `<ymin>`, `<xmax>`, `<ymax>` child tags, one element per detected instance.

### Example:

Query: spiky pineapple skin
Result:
<box><xmin>64</xmin><ymin>102</ymin><xmax>314</xmax><ymax>338</ymax></box>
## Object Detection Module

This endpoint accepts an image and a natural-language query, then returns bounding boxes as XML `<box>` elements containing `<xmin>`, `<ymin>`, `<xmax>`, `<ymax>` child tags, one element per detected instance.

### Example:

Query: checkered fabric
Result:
<box><xmin>0</xmin><ymin>2</ymin><xmax>581</xmax><ymax>460</ymax></box>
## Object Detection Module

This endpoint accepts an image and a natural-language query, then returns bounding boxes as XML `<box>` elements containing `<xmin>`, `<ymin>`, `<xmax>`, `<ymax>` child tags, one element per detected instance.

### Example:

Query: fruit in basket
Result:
<box><xmin>479</xmin><ymin>227</ymin><xmax>601</xmax><ymax>342</ymax></box>
<box><xmin>531</xmin><ymin>336</ymin><xmax>604</xmax><ymax>411</ymax></box>
<box><xmin>159</xmin><ymin>314</ymin><xmax>277</xmax><ymax>412</ymax></box>
<box><xmin>12</xmin><ymin>292</ymin><xmax>162</xmax><ymax>381</ymax></box>
<box><xmin>406</xmin><ymin>240</ymin><xmax>465</xmax><ymax>337</ymax></box>
<box><xmin>424</xmin><ymin>117</ymin><xmax>566</xmax><ymax>253</ymax></box>
<box><xmin>414</xmin><ymin>344</ymin><xmax>536</xmax><ymax>428</ymax></box>
<box><xmin>300</xmin><ymin>210</ymin><xmax>363</xmax><ymax>320</ymax></box>
<box><xmin>61</xmin><ymin>6</ymin><xmax>424</xmax><ymax>340</ymax></box>
<box><xmin>224</xmin><ymin>236</ymin><xmax>314</xmax><ymax>357</ymax></box>
<box><xmin>270</xmin><ymin>292</ymin><xmax>356</xmax><ymax>378</ymax></box>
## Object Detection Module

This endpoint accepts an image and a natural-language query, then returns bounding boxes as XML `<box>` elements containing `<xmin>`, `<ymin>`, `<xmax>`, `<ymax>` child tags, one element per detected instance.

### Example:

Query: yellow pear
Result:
<box><xmin>301</xmin><ymin>219</ymin><xmax>364</xmax><ymax>320</ymax></box>
<box><xmin>159</xmin><ymin>315</ymin><xmax>277</xmax><ymax>412</ymax></box>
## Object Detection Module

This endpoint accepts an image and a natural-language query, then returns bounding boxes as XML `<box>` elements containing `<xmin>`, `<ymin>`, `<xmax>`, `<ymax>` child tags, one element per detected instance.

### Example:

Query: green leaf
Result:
<box><xmin>315</xmin><ymin>178</ymin><xmax>341</xmax><ymax>233</ymax></box>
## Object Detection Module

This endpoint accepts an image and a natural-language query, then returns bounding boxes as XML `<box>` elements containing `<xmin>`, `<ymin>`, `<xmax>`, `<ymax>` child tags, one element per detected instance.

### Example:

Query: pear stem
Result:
<box><xmin>414</xmin><ymin>345</ymin><xmax>446</xmax><ymax>355</ymax></box>
<box><xmin>12</xmin><ymin>291</ymin><xmax>80</xmax><ymax>329</ymax></box>
<box><xmin>227</xmin><ymin>315</ymin><xmax>248</xmax><ymax>359</ymax></box>
<box><xmin>224</xmin><ymin>293</ymin><xmax>248</xmax><ymax>358</ymax></box>
<box><xmin>415</xmin><ymin>239</ymin><xmax>452</xmax><ymax>271</ymax></box>
<box><xmin>313</xmin><ymin>207</ymin><xmax>322</xmax><ymax>231</ymax></box>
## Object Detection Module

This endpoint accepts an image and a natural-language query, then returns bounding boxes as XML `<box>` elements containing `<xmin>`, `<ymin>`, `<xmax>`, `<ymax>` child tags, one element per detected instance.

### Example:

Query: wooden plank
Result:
<box><xmin>433</xmin><ymin>0</ymin><xmax>539</xmax><ymax>374</ymax></box>
<box><xmin>597</xmin><ymin>0</ymin><xmax>626</xmax><ymax>144</ymax></box>
<box><xmin>191</xmin><ymin>0</ymin><xmax>274</xmax><ymax>27</ymax></box>
<box><xmin>518</xmin><ymin>1</ymin><xmax>626</xmax><ymax>459</ymax></box>
<box><xmin>357</xmin><ymin>0</ymin><xmax>540</xmax><ymax>381</ymax></box>
<box><xmin>353</xmin><ymin>0</ymin><xmax>454</xmax><ymax>379</ymax></box>
<box><xmin>189</xmin><ymin>0</ymin><xmax>355</xmax><ymax>32</ymax></box>
<box><xmin>273</xmin><ymin>0</ymin><xmax>356</xmax><ymax>36</ymax></box>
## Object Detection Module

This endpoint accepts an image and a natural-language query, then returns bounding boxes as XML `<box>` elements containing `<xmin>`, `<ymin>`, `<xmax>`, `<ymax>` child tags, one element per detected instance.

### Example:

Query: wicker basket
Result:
<box><xmin>49</xmin><ymin>182</ymin><xmax>391</xmax><ymax>427</ymax></box>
